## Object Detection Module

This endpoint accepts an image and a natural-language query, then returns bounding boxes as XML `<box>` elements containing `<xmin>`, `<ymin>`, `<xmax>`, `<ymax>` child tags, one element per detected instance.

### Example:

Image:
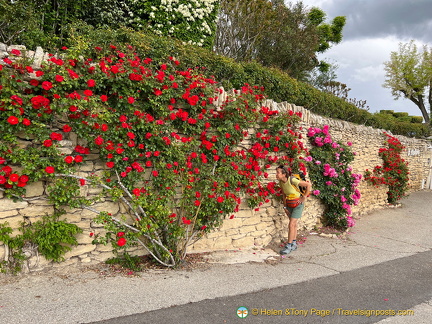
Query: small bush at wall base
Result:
<box><xmin>0</xmin><ymin>216</ymin><xmax>82</xmax><ymax>274</ymax></box>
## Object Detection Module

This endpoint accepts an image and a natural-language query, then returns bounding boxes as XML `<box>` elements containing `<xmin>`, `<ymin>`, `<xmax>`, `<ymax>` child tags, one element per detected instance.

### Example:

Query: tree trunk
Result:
<box><xmin>408</xmin><ymin>94</ymin><xmax>430</xmax><ymax>125</ymax></box>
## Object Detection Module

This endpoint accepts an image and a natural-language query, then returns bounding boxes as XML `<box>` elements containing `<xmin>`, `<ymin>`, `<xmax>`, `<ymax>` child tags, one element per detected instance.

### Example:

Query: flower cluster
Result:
<box><xmin>306</xmin><ymin>125</ymin><xmax>362</xmax><ymax>229</ymax></box>
<box><xmin>364</xmin><ymin>133</ymin><xmax>409</xmax><ymax>204</ymax></box>
<box><xmin>1</xmin><ymin>45</ymin><xmax>306</xmax><ymax>266</ymax></box>
<box><xmin>133</xmin><ymin>0</ymin><xmax>219</xmax><ymax>48</ymax></box>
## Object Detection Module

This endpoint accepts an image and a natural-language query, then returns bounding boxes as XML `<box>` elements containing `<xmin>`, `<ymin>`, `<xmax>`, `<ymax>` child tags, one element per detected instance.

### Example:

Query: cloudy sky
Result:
<box><xmin>296</xmin><ymin>0</ymin><xmax>432</xmax><ymax>118</ymax></box>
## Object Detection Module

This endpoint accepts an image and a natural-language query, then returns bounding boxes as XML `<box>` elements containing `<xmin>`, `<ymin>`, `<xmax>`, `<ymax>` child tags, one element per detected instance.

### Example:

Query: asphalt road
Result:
<box><xmin>2</xmin><ymin>190</ymin><xmax>431</xmax><ymax>324</ymax></box>
<box><xmin>89</xmin><ymin>250</ymin><xmax>432</xmax><ymax>324</ymax></box>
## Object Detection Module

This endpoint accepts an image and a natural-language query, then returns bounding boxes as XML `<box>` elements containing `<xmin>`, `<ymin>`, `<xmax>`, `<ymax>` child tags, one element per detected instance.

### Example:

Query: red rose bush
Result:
<box><xmin>0</xmin><ymin>46</ymin><xmax>306</xmax><ymax>267</ymax></box>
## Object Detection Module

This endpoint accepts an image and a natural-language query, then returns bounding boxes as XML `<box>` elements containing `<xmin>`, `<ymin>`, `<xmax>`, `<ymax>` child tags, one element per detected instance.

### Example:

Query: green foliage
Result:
<box><xmin>383</xmin><ymin>40</ymin><xmax>432</xmax><ymax>125</ymax></box>
<box><xmin>105</xmin><ymin>252</ymin><xmax>142</xmax><ymax>272</ymax></box>
<box><xmin>57</xmin><ymin>27</ymin><xmax>427</xmax><ymax>138</ymax></box>
<box><xmin>0</xmin><ymin>216</ymin><xmax>82</xmax><ymax>273</ymax></box>
<box><xmin>23</xmin><ymin>215</ymin><xmax>82</xmax><ymax>262</ymax></box>
<box><xmin>215</xmin><ymin>0</ymin><xmax>345</xmax><ymax>79</ymax></box>
<box><xmin>1</xmin><ymin>42</ymin><xmax>308</xmax><ymax>267</ymax></box>
<box><xmin>4</xmin><ymin>0</ymin><xmax>219</xmax><ymax>50</ymax></box>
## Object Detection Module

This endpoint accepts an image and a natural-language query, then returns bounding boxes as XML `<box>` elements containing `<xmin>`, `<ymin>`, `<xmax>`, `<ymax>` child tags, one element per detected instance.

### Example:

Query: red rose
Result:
<box><xmin>19</xmin><ymin>175</ymin><xmax>29</xmax><ymax>183</ymax></box>
<box><xmin>217</xmin><ymin>197</ymin><xmax>224</xmax><ymax>203</ymax></box>
<box><xmin>116</xmin><ymin>232</ymin><xmax>125</xmax><ymax>237</ymax></box>
<box><xmin>182</xmin><ymin>217</ymin><xmax>191</xmax><ymax>225</ymax></box>
<box><xmin>55</xmin><ymin>75</ymin><xmax>64</xmax><ymax>83</ymax></box>
<box><xmin>0</xmin><ymin>175</ymin><xmax>6</xmax><ymax>184</ymax></box>
<box><xmin>63</xmin><ymin>124</ymin><xmax>72</xmax><ymax>132</ymax></box>
<box><xmin>64</xmin><ymin>156</ymin><xmax>74</xmax><ymax>164</ymax></box>
<box><xmin>127</xmin><ymin>97</ymin><xmax>135</xmax><ymax>104</ymax></box>
<box><xmin>42</xmin><ymin>81</ymin><xmax>53</xmax><ymax>90</ymax></box>
<box><xmin>83</xmin><ymin>89</ymin><xmax>93</xmax><ymax>96</ymax></box>
<box><xmin>87</xmin><ymin>79</ymin><xmax>96</xmax><ymax>87</ymax></box>
<box><xmin>74</xmin><ymin>155</ymin><xmax>83</xmax><ymax>163</ymax></box>
<box><xmin>50</xmin><ymin>132</ymin><xmax>63</xmax><ymax>141</ymax></box>
<box><xmin>22</xmin><ymin>118</ymin><xmax>31</xmax><ymax>126</ymax></box>
<box><xmin>117</xmin><ymin>237</ymin><xmax>127</xmax><ymax>247</ymax></box>
<box><xmin>43</xmin><ymin>139</ymin><xmax>53</xmax><ymax>147</ymax></box>
<box><xmin>9</xmin><ymin>173</ymin><xmax>19</xmax><ymax>182</ymax></box>
<box><xmin>45</xmin><ymin>166</ymin><xmax>55</xmax><ymax>174</ymax></box>
<box><xmin>79</xmin><ymin>179</ymin><xmax>86</xmax><ymax>186</ymax></box>
<box><xmin>152</xmin><ymin>170</ymin><xmax>158</xmax><ymax>177</ymax></box>
<box><xmin>94</xmin><ymin>136</ymin><xmax>104</xmax><ymax>145</ymax></box>
<box><xmin>100</xmin><ymin>95</ymin><xmax>108</xmax><ymax>102</ymax></box>
<box><xmin>106</xmin><ymin>162</ymin><xmax>115</xmax><ymax>168</ymax></box>
<box><xmin>7</xmin><ymin>116</ymin><xmax>19</xmax><ymax>125</ymax></box>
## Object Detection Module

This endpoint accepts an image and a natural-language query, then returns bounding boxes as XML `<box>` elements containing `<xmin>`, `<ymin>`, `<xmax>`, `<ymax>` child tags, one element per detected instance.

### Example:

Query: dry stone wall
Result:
<box><xmin>1</xmin><ymin>44</ymin><xmax>432</xmax><ymax>271</ymax></box>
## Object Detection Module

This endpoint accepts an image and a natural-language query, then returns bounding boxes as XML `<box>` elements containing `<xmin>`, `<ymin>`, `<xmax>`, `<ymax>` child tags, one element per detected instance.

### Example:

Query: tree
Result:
<box><xmin>214</xmin><ymin>0</ymin><xmax>274</xmax><ymax>60</ymax></box>
<box><xmin>214</xmin><ymin>0</ymin><xmax>346</xmax><ymax>80</ymax></box>
<box><xmin>383</xmin><ymin>40</ymin><xmax>432</xmax><ymax>125</ymax></box>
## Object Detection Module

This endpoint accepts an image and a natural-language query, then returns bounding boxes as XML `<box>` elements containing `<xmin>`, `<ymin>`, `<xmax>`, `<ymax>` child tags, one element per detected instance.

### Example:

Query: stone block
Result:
<box><xmin>213</xmin><ymin>236</ymin><xmax>233</xmax><ymax>249</ymax></box>
<box><xmin>25</xmin><ymin>182</ymin><xmax>45</xmax><ymax>197</ymax></box>
<box><xmin>241</xmin><ymin>216</ymin><xmax>261</xmax><ymax>226</ymax></box>
<box><xmin>64</xmin><ymin>244</ymin><xmax>96</xmax><ymax>259</ymax></box>
<box><xmin>254</xmin><ymin>236</ymin><xmax>273</xmax><ymax>247</ymax></box>
<box><xmin>0</xmin><ymin>215</ymin><xmax>25</xmax><ymax>229</ymax></box>
<box><xmin>190</xmin><ymin>239</ymin><xmax>214</xmax><ymax>251</ymax></box>
<box><xmin>91</xmin><ymin>251</ymin><xmax>115</xmax><ymax>262</ymax></box>
<box><xmin>233</xmin><ymin>209</ymin><xmax>254</xmax><ymax>219</ymax></box>
<box><xmin>238</xmin><ymin>225</ymin><xmax>257</xmax><ymax>234</ymax></box>
<box><xmin>232</xmin><ymin>236</ymin><xmax>255</xmax><ymax>248</ymax></box>
<box><xmin>0</xmin><ymin>199</ymin><xmax>28</xmax><ymax>211</ymax></box>
<box><xmin>218</xmin><ymin>217</ymin><xmax>242</xmax><ymax>230</ymax></box>
<box><xmin>256</xmin><ymin>222</ymin><xmax>272</xmax><ymax>232</ymax></box>
<box><xmin>19</xmin><ymin>205</ymin><xmax>54</xmax><ymax>217</ymax></box>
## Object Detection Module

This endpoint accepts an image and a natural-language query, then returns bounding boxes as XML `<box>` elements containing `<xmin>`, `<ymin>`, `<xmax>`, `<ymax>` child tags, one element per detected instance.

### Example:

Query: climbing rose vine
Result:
<box><xmin>364</xmin><ymin>133</ymin><xmax>409</xmax><ymax>205</ymax></box>
<box><xmin>306</xmin><ymin>125</ymin><xmax>362</xmax><ymax>230</ymax></box>
<box><xmin>0</xmin><ymin>45</ymin><xmax>307</xmax><ymax>266</ymax></box>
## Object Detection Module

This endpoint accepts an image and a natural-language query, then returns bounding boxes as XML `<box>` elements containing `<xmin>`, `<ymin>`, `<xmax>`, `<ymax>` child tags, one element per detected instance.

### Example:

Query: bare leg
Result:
<box><xmin>288</xmin><ymin>217</ymin><xmax>298</xmax><ymax>244</ymax></box>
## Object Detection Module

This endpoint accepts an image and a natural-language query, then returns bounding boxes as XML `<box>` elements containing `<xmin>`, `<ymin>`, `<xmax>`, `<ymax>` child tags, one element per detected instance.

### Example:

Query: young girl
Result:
<box><xmin>276</xmin><ymin>165</ymin><xmax>311</xmax><ymax>255</ymax></box>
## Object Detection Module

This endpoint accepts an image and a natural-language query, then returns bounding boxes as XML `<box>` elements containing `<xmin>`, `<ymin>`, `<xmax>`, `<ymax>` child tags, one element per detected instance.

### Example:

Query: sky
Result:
<box><xmin>295</xmin><ymin>0</ymin><xmax>432</xmax><ymax>118</ymax></box>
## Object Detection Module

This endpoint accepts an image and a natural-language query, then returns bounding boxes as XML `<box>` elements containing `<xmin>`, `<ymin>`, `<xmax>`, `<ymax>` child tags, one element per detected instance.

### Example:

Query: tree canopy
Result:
<box><xmin>383</xmin><ymin>40</ymin><xmax>432</xmax><ymax>125</ymax></box>
<box><xmin>214</xmin><ymin>0</ymin><xmax>346</xmax><ymax>79</ymax></box>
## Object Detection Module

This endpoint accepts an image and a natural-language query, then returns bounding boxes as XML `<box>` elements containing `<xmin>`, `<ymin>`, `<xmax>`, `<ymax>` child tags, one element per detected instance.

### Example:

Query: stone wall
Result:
<box><xmin>190</xmin><ymin>100</ymin><xmax>432</xmax><ymax>252</ymax></box>
<box><xmin>1</xmin><ymin>43</ymin><xmax>432</xmax><ymax>271</ymax></box>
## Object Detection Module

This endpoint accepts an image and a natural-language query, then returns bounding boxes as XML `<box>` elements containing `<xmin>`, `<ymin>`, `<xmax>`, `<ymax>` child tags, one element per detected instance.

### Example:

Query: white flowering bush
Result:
<box><xmin>131</xmin><ymin>0</ymin><xmax>219</xmax><ymax>48</ymax></box>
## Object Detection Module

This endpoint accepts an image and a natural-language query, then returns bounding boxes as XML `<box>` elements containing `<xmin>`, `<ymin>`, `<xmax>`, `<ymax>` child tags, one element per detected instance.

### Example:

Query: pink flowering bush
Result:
<box><xmin>0</xmin><ymin>45</ymin><xmax>306</xmax><ymax>267</ymax></box>
<box><xmin>306</xmin><ymin>125</ymin><xmax>362</xmax><ymax>229</ymax></box>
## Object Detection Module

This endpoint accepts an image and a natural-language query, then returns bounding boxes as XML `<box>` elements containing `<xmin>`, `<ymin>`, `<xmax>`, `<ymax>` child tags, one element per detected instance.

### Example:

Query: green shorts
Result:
<box><xmin>287</xmin><ymin>202</ymin><xmax>304</xmax><ymax>219</ymax></box>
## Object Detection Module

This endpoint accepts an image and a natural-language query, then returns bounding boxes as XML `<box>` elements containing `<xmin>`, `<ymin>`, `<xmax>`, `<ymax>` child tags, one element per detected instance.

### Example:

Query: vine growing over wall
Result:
<box><xmin>364</xmin><ymin>133</ymin><xmax>409</xmax><ymax>204</ymax></box>
<box><xmin>0</xmin><ymin>45</ymin><xmax>308</xmax><ymax>268</ymax></box>
<box><xmin>306</xmin><ymin>125</ymin><xmax>362</xmax><ymax>230</ymax></box>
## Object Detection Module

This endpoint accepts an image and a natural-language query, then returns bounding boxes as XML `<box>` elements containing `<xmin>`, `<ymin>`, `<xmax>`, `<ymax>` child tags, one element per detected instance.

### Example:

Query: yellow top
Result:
<box><xmin>279</xmin><ymin>177</ymin><xmax>301</xmax><ymax>200</ymax></box>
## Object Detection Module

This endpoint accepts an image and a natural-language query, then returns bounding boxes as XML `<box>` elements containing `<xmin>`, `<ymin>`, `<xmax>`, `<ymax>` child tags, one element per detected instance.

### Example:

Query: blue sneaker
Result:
<box><xmin>279</xmin><ymin>243</ymin><xmax>294</xmax><ymax>255</ymax></box>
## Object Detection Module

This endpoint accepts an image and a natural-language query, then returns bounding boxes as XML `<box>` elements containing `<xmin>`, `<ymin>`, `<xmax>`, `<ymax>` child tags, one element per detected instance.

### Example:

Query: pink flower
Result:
<box><xmin>312</xmin><ymin>190</ymin><xmax>320</xmax><ymax>196</ymax></box>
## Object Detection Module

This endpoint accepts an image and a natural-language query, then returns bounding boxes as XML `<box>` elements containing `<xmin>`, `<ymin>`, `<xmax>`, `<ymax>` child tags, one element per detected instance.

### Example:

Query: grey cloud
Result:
<box><xmin>316</xmin><ymin>0</ymin><xmax>432</xmax><ymax>42</ymax></box>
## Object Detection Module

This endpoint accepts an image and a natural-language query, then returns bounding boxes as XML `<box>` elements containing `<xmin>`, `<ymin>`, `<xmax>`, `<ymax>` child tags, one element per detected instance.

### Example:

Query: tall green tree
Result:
<box><xmin>383</xmin><ymin>40</ymin><xmax>432</xmax><ymax>125</ymax></box>
<box><xmin>214</xmin><ymin>0</ymin><xmax>345</xmax><ymax>79</ymax></box>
